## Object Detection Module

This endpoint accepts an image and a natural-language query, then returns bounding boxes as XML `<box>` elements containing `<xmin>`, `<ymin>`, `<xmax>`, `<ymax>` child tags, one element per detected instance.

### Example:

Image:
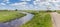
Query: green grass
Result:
<box><xmin>20</xmin><ymin>11</ymin><xmax>52</xmax><ymax>27</ymax></box>
<box><xmin>0</xmin><ymin>11</ymin><xmax>25</xmax><ymax>23</ymax></box>
<box><xmin>56</xmin><ymin>10</ymin><xmax>60</xmax><ymax>13</ymax></box>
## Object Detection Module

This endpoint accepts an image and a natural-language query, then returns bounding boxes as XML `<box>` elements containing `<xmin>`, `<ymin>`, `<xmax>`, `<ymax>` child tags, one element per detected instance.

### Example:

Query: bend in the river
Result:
<box><xmin>0</xmin><ymin>12</ymin><xmax>34</xmax><ymax>27</ymax></box>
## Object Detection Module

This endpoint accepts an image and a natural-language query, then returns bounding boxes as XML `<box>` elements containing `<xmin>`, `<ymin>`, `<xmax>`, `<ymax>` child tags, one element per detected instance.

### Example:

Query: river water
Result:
<box><xmin>0</xmin><ymin>12</ymin><xmax>34</xmax><ymax>27</ymax></box>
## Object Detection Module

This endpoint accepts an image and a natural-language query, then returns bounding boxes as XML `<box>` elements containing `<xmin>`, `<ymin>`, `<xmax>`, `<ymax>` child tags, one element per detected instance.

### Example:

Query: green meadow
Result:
<box><xmin>0</xmin><ymin>10</ymin><xmax>52</xmax><ymax>27</ymax></box>
<box><xmin>21</xmin><ymin>11</ymin><xmax>52</xmax><ymax>27</ymax></box>
<box><xmin>0</xmin><ymin>11</ymin><xmax>25</xmax><ymax>23</ymax></box>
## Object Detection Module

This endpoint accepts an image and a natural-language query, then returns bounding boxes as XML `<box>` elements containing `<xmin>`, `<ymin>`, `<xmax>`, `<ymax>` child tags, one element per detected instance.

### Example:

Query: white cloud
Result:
<box><xmin>8</xmin><ymin>0</ymin><xmax>60</xmax><ymax>10</ymax></box>
<box><xmin>0</xmin><ymin>3</ymin><xmax>6</xmax><ymax>5</ymax></box>
<box><xmin>33</xmin><ymin>0</ymin><xmax>40</xmax><ymax>5</ymax></box>
<box><xmin>3</xmin><ymin>0</ymin><xmax>9</xmax><ymax>2</ymax></box>
<box><xmin>6</xmin><ymin>2</ymin><xmax>10</xmax><ymax>3</ymax></box>
<box><xmin>33</xmin><ymin>0</ymin><xmax>60</xmax><ymax>6</ymax></box>
<box><xmin>9</xmin><ymin>2</ymin><xmax>29</xmax><ymax>9</ymax></box>
<box><xmin>10</xmin><ymin>2</ymin><xmax>27</xmax><ymax>6</ymax></box>
<box><xmin>21</xmin><ymin>0</ymin><xmax>31</xmax><ymax>1</ymax></box>
<box><xmin>35</xmin><ymin>0</ymin><xmax>40</xmax><ymax>1</ymax></box>
<box><xmin>33</xmin><ymin>0</ymin><xmax>50</xmax><ymax>5</ymax></box>
<box><xmin>3</xmin><ymin>0</ymin><xmax>10</xmax><ymax>3</ymax></box>
<box><xmin>33</xmin><ymin>1</ymin><xmax>37</xmax><ymax>5</ymax></box>
<box><xmin>33</xmin><ymin>0</ymin><xmax>59</xmax><ymax>10</ymax></box>
<box><xmin>9</xmin><ymin>1</ymin><xmax>36</xmax><ymax>10</ymax></box>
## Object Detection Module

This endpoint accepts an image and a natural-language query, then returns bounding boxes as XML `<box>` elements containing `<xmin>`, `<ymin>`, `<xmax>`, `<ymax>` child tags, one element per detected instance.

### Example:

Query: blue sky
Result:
<box><xmin>0</xmin><ymin>0</ymin><xmax>60</xmax><ymax>10</ymax></box>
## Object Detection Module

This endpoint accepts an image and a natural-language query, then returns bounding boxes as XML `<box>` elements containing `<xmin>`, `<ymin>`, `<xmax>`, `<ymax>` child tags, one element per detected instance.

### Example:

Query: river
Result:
<box><xmin>0</xmin><ymin>12</ymin><xmax>34</xmax><ymax>27</ymax></box>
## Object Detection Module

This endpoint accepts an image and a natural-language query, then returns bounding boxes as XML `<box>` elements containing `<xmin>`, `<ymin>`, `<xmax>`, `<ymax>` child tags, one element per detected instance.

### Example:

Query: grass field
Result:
<box><xmin>0</xmin><ymin>11</ymin><xmax>25</xmax><ymax>23</ymax></box>
<box><xmin>56</xmin><ymin>10</ymin><xmax>60</xmax><ymax>13</ymax></box>
<box><xmin>21</xmin><ymin>11</ymin><xmax>52</xmax><ymax>27</ymax></box>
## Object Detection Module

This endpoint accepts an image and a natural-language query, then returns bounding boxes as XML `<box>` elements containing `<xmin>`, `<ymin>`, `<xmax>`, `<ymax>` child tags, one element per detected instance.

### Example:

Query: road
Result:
<box><xmin>51</xmin><ymin>12</ymin><xmax>60</xmax><ymax>27</ymax></box>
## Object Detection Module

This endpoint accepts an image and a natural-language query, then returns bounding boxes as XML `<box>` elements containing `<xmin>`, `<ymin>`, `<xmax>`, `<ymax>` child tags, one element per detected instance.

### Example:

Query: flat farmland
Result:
<box><xmin>0</xmin><ymin>11</ymin><xmax>25</xmax><ymax>23</ymax></box>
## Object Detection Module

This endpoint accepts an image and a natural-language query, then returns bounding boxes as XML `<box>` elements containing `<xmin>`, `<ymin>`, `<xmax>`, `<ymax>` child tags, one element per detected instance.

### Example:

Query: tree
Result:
<box><xmin>15</xmin><ymin>9</ymin><xmax>18</xmax><ymax>11</ymax></box>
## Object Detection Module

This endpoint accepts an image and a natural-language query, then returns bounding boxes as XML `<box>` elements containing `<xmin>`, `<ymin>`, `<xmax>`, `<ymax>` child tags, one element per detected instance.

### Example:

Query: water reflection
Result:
<box><xmin>0</xmin><ymin>13</ymin><xmax>34</xmax><ymax>27</ymax></box>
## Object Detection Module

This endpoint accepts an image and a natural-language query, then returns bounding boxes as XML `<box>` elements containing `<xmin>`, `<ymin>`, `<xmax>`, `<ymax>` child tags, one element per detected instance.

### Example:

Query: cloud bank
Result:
<box><xmin>0</xmin><ymin>0</ymin><xmax>60</xmax><ymax>10</ymax></box>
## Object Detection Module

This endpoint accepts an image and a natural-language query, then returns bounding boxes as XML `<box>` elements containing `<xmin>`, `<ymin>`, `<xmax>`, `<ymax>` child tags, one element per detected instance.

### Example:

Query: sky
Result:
<box><xmin>0</xmin><ymin>0</ymin><xmax>60</xmax><ymax>10</ymax></box>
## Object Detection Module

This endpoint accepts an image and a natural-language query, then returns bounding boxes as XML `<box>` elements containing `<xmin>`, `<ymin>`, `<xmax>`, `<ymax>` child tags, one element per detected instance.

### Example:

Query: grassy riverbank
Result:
<box><xmin>21</xmin><ymin>11</ymin><xmax>52</xmax><ymax>27</ymax></box>
<box><xmin>0</xmin><ymin>11</ymin><xmax>26</xmax><ymax>23</ymax></box>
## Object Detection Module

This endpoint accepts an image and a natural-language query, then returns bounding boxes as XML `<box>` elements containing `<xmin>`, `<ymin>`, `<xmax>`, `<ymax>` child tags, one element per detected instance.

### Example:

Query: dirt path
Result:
<box><xmin>51</xmin><ymin>12</ymin><xmax>60</xmax><ymax>27</ymax></box>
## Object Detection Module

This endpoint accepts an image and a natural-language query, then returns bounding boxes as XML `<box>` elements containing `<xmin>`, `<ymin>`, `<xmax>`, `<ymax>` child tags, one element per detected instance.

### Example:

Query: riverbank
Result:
<box><xmin>0</xmin><ymin>11</ymin><xmax>26</xmax><ymax>23</ymax></box>
<box><xmin>0</xmin><ymin>11</ymin><xmax>34</xmax><ymax>27</ymax></box>
<box><xmin>21</xmin><ymin>11</ymin><xmax>52</xmax><ymax>27</ymax></box>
